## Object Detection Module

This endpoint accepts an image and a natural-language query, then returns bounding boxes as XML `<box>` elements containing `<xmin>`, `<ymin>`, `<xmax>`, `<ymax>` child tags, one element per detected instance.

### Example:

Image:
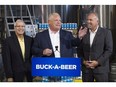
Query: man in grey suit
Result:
<box><xmin>78</xmin><ymin>12</ymin><xmax>113</xmax><ymax>82</ymax></box>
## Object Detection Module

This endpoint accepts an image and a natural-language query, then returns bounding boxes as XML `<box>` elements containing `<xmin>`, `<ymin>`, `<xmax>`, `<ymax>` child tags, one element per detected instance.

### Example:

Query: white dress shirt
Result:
<box><xmin>49</xmin><ymin>29</ymin><xmax>60</xmax><ymax>58</ymax></box>
<box><xmin>89</xmin><ymin>26</ymin><xmax>98</xmax><ymax>47</ymax></box>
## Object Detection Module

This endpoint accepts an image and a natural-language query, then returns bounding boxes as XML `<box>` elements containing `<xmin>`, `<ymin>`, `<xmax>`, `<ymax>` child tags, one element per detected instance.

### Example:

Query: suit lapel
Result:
<box><xmin>24</xmin><ymin>35</ymin><xmax>28</xmax><ymax>59</ymax></box>
<box><xmin>91</xmin><ymin>27</ymin><xmax>101</xmax><ymax>48</ymax></box>
<box><xmin>60</xmin><ymin>30</ymin><xmax>64</xmax><ymax>57</ymax></box>
<box><xmin>85</xmin><ymin>30</ymin><xmax>90</xmax><ymax>48</ymax></box>
<box><xmin>45</xmin><ymin>30</ymin><xmax>53</xmax><ymax>49</ymax></box>
<box><xmin>13</xmin><ymin>33</ymin><xmax>23</xmax><ymax>59</ymax></box>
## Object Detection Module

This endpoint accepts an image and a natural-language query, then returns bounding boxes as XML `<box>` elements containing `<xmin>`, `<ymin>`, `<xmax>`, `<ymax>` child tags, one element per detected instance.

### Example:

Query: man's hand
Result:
<box><xmin>33</xmin><ymin>76</ymin><xmax>43</xmax><ymax>82</ymax></box>
<box><xmin>7</xmin><ymin>78</ymin><xmax>13</xmax><ymax>82</ymax></box>
<box><xmin>83</xmin><ymin>60</ymin><xmax>98</xmax><ymax>69</ymax></box>
<box><xmin>78</xmin><ymin>26</ymin><xmax>87</xmax><ymax>39</ymax></box>
<box><xmin>83</xmin><ymin>60</ymin><xmax>91</xmax><ymax>68</ymax></box>
<box><xmin>88</xmin><ymin>60</ymin><xmax>99</xmax><ymax>69</ymax></box>
<box><xmin>43</xmin><ymin>48</ymin><xmax>52</xmax><ymax>56</ymax></box>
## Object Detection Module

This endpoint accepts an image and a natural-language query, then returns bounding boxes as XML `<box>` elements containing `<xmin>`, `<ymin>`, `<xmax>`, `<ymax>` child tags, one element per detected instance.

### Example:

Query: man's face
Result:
<box><xmin>49</xmin><ymin>15</ymin><xmax>62</xmax><ymax>31</ymax></box>
<box><xmin>87</xmin><ymin>14</ymin><xmax>98</xmax><ymax>30</ymax></box>
<box><xmin>14</xmin><ymin>22</ymin><xmax>25</xmax><ymax>35</ymax></box>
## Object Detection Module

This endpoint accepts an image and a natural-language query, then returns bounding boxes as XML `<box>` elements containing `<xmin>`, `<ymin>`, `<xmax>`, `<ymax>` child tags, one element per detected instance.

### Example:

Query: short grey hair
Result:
<box><xmin>48</xmin><ymin>12</ymin><xmax>61</xmax><ymax>21</ymax></box>
<box><xmin>14</xmin><ymin>19</ymin><xmax>25</xmax><ymax>27</ymax></box>
<box><xmin>87</xmin><ymin>12</ymin><xmax>99</xmax><ymax>21</ymax></box>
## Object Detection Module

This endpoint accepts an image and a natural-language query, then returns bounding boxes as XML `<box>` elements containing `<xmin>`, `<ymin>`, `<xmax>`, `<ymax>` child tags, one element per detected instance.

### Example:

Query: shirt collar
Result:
<box><xmin>48</xmin><ymin>28</ymin><xmax>60</xmax><ymax>34</ymax></box>
<box><xmin>18</xmin><ymin>37</ymin><xmax>24</xmax><ymax>42</ymax></box>
<box><xmin>89</xmin><ymin>26</ymin><xmax>99</xmax><ymax>33</ymax></box>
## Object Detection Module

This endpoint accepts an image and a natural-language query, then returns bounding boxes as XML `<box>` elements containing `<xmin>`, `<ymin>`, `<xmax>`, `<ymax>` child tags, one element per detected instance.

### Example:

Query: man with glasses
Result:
<box><xmin>2</xmin><ymin>19</ymin><xmax>33</xmax><ymax>82</ymax></box>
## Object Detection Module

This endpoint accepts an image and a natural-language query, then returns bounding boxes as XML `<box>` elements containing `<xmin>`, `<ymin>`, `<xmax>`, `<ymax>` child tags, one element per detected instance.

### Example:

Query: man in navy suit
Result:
<box><xmin>2</xmin><ymin>19</ymin><xmax>33</xmax><ymax>82</ymax></box>
<box><xmin>32</xmin><ymin>12</ymin><xmax>87</xmax><ymax>82</ymax></box>
<box><xmin>78</xmin><ymin>12</ymin><xmax>113</xmax><ymax>82</ymax></box>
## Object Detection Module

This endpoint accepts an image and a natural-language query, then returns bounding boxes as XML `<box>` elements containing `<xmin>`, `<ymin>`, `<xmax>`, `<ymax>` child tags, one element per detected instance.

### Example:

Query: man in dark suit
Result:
<box><xmin>32</xmin><ymin>12</ymin><xmax>87</xmax><ymax>82</ymax></box>
<box><xmin>78</xmin><ymin>12</ymin><xmax>113</xmax><ymax>82</ymax></box>
<box><xmin>2</xmin><ymin>19</ymin><xmax>33</xmax><ymax>82</ymax></box>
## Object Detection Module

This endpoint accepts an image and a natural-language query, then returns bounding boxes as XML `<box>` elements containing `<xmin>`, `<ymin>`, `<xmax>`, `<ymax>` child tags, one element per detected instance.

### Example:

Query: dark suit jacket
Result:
<box><xmin>78</xmin><ymin>27</ymin><xmax>113</xmax><ymax>73</ymax></box>
<box><xmin>32</xmin><ymin>29</ymin><xmax>81</xmax><ymax>57</ymax></box>
<box><xmin>2</xmin><ymin>33</ymin><xmax>33</xmax><ymax>79</ymax></box>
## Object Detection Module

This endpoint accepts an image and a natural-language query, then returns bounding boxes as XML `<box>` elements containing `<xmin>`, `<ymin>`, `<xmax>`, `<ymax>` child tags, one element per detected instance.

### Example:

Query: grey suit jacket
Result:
<box><xmin>78</xmin><ymin>27</ymin><xmax>113</xmax><ymax>73</ymax></box>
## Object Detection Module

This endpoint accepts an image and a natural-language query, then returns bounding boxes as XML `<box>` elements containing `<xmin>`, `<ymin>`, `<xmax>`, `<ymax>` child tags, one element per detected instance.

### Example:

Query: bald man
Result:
<box><xmin>78</xmin><ymin>12</ymin><xmax>113</xmax><ymax>82</ymax></box>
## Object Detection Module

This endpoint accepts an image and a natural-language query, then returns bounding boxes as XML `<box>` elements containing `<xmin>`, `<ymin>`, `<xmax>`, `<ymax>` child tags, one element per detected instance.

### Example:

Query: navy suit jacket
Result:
<box><xmin>78</xmin><ymin>27</ymin><xmax>113</xmax><ymax>73</ymax></box>
<box><xmin>32</xmin><ymin>29</ymin><xmax>81</xmax><ymax>57</ymax></box>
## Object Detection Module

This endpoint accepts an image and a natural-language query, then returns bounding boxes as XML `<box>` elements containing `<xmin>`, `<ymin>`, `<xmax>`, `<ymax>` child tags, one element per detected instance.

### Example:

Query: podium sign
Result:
<box><xmin>32</xmin><ymin>57</ymin><xmax>81</xmax><ymax>76</ymax></box>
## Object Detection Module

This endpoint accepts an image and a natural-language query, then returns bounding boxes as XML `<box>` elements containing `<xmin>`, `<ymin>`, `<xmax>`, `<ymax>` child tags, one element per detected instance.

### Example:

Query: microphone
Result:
<box><xmin>82</xmin><ymin>23</ymin><xmax>87</xmax><ymax>29</ymax></box>
<box><xmin>54</xmin><ymin>46</ymin><xmax>60</xmax><ymax>57</ymax></box>
<box><xmin>55</xmin><ymin>46</ymin><xmax>58</xmax><ymax>51</ymax></box>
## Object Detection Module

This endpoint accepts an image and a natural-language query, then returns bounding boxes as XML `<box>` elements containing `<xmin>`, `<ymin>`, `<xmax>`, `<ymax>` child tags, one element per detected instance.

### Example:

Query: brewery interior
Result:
<box><xmin>0</xmin><ymin>5</ymin><xmax>116</xmax><ymax>82</ymax></box>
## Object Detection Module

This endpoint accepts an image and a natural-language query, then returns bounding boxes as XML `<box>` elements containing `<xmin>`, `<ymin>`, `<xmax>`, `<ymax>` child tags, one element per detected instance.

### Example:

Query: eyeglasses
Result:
<box><xmin>15</xmin><ymin>26</ymin><xmax>25</xmax><ymax>28</ymax></box>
